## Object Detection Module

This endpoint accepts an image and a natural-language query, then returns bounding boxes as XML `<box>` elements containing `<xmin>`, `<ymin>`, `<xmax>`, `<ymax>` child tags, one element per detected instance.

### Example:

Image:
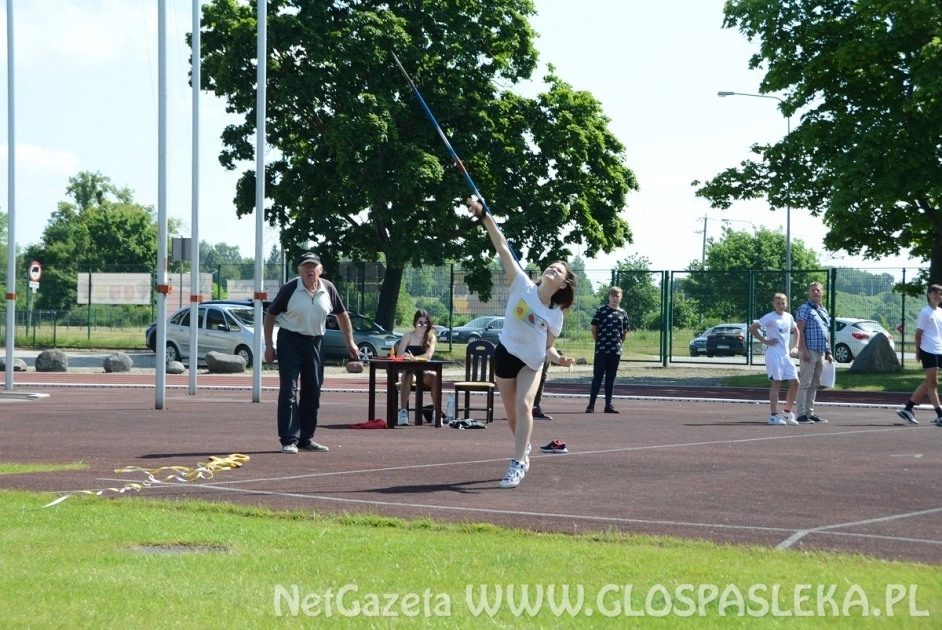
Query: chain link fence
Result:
<box><xmin>0</xmin><ymin>262</ymin><xmax>929</xmax><ymax>367</ymax></box>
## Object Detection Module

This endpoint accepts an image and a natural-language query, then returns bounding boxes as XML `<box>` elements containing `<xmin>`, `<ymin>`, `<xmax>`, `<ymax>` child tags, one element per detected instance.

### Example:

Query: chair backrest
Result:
<box><xmin>464</xmin><ymin>339</ymin><xmax>496</xmax><ymax>382</ymax></box>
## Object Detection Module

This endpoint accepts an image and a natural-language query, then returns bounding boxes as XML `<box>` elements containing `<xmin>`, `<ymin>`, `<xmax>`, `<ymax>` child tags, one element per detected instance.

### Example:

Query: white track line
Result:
<box><xmin>78</xmin><ymin>425</ymin><xmax>940</xmax><ymax>551</ymax></box>
<box><xmin>776</xmin><ymin>507</ymin><xmax>942</xmax><ymax>549</ymax></box>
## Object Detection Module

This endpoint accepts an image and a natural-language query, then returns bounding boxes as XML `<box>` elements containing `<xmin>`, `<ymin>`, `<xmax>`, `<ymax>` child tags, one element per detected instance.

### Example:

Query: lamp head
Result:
<box><xmin>717</xmin><ymin>91</ymin><xmax>735</xmax><ymax>97</ymax></box>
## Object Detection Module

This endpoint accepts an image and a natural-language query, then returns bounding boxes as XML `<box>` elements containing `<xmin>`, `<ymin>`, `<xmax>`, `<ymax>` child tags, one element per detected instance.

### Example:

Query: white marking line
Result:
<box><xmin>5</xmin><ymin>382</ymin><xmax>913</xmax><ymax>411</ymax></box>
<box><xmin>81</xmin><ymin>425</ymin><xmax>940</xmax><ymax>551</ymax></box>
<box><xmin>91</xmin><ymin>425</ymin><xmax>921</xmax><ymax>490</ymax></box>
<box><xmin>126</xmin><ymin>483</ymin><xmax>942</xmax><ymax>548</ymax></box>
<box><xmin>776</xmin><ymin>507</ymin><xmax>942</xmax><ymax>550</ymax></box>
<box><xmin>889</xmin><ymin>454</ymin><xmax>924</xmax><ymax>458</ymax></box>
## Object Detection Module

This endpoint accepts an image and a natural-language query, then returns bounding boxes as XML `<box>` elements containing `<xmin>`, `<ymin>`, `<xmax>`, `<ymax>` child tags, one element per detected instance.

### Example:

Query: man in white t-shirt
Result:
<box><xmin>897</xmin><ymin>284</ymin><xmax>942</xmax><ymax>425</ymax></box>
<box><xmin>750</xmin><ymin>293</ymin><xmax>801</xmax><ymax>425</ymax></box>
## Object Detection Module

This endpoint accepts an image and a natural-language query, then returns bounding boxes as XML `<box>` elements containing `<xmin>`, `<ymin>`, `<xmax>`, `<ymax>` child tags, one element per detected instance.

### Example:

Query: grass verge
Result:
<box><xmin>724</xmin><ymin>366</ymin><xmax>927</xmax><ymax>393</ymax></box>
<box><xmin>1</xmin><ymin>489</ymin><xmax>940</xmax><ymax>628</ymax></box>
<box><xmin>0</xmin><ymin>462</ymin><xmax>88</xmax><ymax>475</ymax></box>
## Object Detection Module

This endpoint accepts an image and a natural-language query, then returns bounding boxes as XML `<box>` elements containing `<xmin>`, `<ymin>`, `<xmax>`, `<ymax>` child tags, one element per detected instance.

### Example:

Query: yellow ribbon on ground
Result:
<box><xmin>43</xmin><ymin>454</ymin><xmax>250</xmax><ymax>508</ymax></box>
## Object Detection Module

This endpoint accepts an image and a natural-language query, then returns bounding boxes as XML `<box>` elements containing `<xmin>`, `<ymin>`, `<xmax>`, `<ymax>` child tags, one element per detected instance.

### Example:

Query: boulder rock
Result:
<box><xmin>848</xmin><ymin>334</ymin><xmax>901</xmax><ymax>373</ymax></box>
<box><xmin>0</xmin><ymin>357</ymin><xmax>28</xmax><ymax>372</ymax></box>
<box><xmin>167</xmin><ymin>361</ymin><xmax>186</xmax><ymax>374</ymax></box>
<box><xmin>205</xmin><ymin>351</ymin><xmax>246</xmax><ymax>374</ymax></box>
<box><xmin>103</xmin><ymin>352</ymin><xmax>133</xmax><ymax>373</ymax></box>
<box><xmin>35</xmin><ymin>349</ymin><xmax>68</xmax><ymax>372</ymax></box>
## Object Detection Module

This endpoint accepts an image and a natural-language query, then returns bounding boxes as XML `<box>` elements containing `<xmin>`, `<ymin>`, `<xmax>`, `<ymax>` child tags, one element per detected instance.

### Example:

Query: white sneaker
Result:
<box><xmin>782</xmin><ymin>412</ymin><xmax>799</xmax><ymax>426</ymax></box>
<box><xmin>768</xmin><ymin>414</ymin><xmax>786</xmax><ymax>426</ymax></box>
<box><xmin>897</xmin><ymin>408</ymin><xmax>918</xmax><ymax>425</ymax></box>
<box><xmin>281</xmin><ymin>443</ymin><xmax>298</xmax><ymax>454</ymax></box>
<box><xmin>397</xmin><ymin>408</ymin><xmax>410</xmax><ymax>426</ymax></box>
<box><xmin>498</xmin><ymin>459</ymin><xmax>526</xmax><ymax>489</ymax></box>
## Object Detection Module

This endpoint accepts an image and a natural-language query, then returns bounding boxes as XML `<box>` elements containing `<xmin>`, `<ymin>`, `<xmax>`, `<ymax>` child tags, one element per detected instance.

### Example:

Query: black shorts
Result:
<box><xmin>920</xmin><ymin>351</ymin><xmax>942</xmax><ymax>370</ymax></box>
<box><xmin>494</xmin><ymin>343</ymin><xmax>529</xmax><ymax>379</ymax></box>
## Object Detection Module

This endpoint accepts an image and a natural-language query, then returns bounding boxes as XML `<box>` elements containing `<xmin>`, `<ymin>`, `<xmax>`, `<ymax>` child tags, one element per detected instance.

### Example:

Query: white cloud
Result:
<box><xmin>1</xmin><ymin>0</ymin><xmax>182</xmax><ymax>71</ymax></box>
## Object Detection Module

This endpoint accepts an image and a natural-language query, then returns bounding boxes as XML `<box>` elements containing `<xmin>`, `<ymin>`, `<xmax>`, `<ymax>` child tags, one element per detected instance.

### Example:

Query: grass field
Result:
<box><xmin>2</xmin><ymin>490</ymin><xmax>940</xmax><ymax>628</ymax></box>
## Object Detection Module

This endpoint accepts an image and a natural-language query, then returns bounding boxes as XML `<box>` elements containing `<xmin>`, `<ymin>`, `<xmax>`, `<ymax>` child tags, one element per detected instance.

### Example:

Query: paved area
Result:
<box><xmin>1</xmin><ymin>369</ymin><xmax>939</xmax><ymax>565</ymax></box>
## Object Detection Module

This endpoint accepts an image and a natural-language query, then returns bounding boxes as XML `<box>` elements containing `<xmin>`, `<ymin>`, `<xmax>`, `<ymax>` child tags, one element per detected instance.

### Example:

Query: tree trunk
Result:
<box><xmin>931</xmin><ymin>235</ymin><xmax>942</xmax><ymax>287</ymax></box>
<box><xmin>374</xmin><ymin>265</ymin><xmax>404</xmax><ymax>331</ymax></box>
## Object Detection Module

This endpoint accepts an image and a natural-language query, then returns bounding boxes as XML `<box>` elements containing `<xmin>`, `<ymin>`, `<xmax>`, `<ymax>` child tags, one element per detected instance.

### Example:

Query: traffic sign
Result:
<box><xmin>28</xmin><ymin>261</ymin><xmax>42</xmax><ymax>282</ymax></box>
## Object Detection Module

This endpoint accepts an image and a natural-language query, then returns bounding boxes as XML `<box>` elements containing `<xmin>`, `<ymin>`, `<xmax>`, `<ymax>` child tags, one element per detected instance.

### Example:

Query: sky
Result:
<box><xmin>0</xmin><ymin>0</ymin><xmax>922</xmax><ymax>290</ymax></box>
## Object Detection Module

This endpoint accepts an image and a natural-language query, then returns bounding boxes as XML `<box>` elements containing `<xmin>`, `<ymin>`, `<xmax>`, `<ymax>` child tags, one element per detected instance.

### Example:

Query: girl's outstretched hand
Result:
<box><xmin>466</xmin><ymin>197</ymin><xmax>484</xmax><ymax>219</ymax></box>
<box><xmin>558</xmin><ymin>356</ymin><xmax>575</xmax><ymax>372</ymax></box>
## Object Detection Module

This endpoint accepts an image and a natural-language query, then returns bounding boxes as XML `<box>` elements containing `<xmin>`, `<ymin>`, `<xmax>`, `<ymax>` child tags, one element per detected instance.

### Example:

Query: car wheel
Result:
<box><xmin>358</xmin><ymin>343</ymin><xmax>377</xmax><ymax>363</ymax></box>
<box><xmin>834</xmin><ymin>343</ymin><xmax>853</xmax><ymax>364</ymax></box>
<box><xmin>235</xmin><ymin>345</ymin><xmax>253</xmax><ymax>368</ymax></box>
<box><xmin>147</xmin><ymin>332</ymin><xmax>156</xmax><ymax>352</ymax></box>
<box><xmin>466</xmin><ymin>335</ymin><xmax>480</xmax><ymax>344</ymax></box>
<box><xmin>706</xmin><ymin>353</ymin><xmax>714</xmax><ymax>358</ymax></box>
<box><xmin>166</xmin><ymin>343</ymin><xmax>181</xmax><ymax>364</ymax></box>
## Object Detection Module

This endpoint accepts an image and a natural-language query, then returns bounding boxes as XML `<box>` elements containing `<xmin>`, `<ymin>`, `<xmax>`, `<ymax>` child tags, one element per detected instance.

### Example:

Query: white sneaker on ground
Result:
<box><xmin>897</xmin><ymin>408</ymin><xmax>918</xmax><ymax>425</ymax></box>
<box><xmin>768</xmin><ymin>414</ymin><xmax>786</xmax><ymax>426</ymax></box>
<box><xmin>782</xmin><ymin>412</ymin><xmax>799</xmax><ymax>426</ymax></box>
<box><xmin>397</xmin><ymin>408</ymin><xmax>410</xmax><ymax>426</ymax></box>
<box><xmin>281</xmin><ymin>443</ymin><xmax>298</xmax><ymax>454</ymax></box>
<box><xmin>498</xmin><ymin>459</ymin><xmax>526</xmax><ymax>489</ymax></box>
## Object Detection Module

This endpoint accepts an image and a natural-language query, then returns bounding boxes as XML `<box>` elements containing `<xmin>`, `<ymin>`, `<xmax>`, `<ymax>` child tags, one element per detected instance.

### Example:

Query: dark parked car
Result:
<box><xmin>450</xmin><ymin>316</ymin><xmax>503</xmax><ymax>344</ymax></box>
<box><xmin>705</xmin><ymin>325</ymin><xmax>749</xmax><ymax>357</ymax></box>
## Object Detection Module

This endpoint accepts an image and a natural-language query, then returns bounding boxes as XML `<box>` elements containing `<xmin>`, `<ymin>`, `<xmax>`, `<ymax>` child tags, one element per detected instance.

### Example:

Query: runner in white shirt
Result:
<box><xmin>897</xmin><ymin>284</ymin><xmax>942</xmax><ymax>425</ymax></box>
<box><xmin>750</xmin><ymin>293</ymin><xmax>801</xmax><ymax>426</ymax></box>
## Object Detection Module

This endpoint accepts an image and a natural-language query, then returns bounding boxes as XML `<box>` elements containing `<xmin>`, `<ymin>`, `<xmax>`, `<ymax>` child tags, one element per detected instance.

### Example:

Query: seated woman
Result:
<box><xmin>396</xmin><ymin>309</ymin><xmax>438</xmax><ymax>426</ymax></box>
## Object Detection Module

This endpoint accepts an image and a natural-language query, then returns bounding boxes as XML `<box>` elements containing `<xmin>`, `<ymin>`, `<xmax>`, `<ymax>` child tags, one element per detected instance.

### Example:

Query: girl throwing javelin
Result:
<box><xmin>466</xmin><ymin>198</ymin><xmax>577</xmax><ymax>488</ymax></box>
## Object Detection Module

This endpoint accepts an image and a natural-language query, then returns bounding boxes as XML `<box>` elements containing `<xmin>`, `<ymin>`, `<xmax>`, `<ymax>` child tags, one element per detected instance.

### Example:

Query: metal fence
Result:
<box><xmin>0</xmin><ymin>262</ymin><xmax>929</xmax><ymax>369</ymax></box>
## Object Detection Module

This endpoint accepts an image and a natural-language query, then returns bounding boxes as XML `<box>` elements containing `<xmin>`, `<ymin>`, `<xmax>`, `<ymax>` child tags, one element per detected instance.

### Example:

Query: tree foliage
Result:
<box><xmin>694</xmin><ymin>0</ymin><xmax>942</xmax><ymax>289</ymax></box>
<box><xmin>199</xmin><ymin>0</ymin><xmax>638</xmax><ymax>328</ymax></box>
<box><xmin>24</xmin><ymin>172</ymin><xmax>175</xmax><ymax>310</ymax></box>
<box><xmin>681</xmin><ymin>227</ymin><xmax>821</xmax><ymax>321</ymax></box>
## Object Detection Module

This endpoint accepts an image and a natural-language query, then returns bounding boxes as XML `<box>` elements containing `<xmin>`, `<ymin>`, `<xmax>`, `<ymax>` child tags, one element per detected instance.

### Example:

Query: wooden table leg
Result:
<box><xmin>386</xmin><ymin>367</ymin><xmax>397</xmax><ymax>428</ymax></box>
<box><xmin>433</xmin><ymin>364</ymin><xmax>443</xmax><ymax>427</ymax></box>
<box><xmin>414</xmin><ymin>366</ymin><xmax>425</xmax><ymax>425</ymax></box>
<box><xmin>368</xmin><ymin>362</ymin><xmax>376</xmax><ymax>421</ymax></box>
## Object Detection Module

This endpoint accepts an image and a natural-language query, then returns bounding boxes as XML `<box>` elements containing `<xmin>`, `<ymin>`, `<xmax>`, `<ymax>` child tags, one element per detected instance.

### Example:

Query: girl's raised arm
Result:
<box><xmin>466</xmin><ymin>198</ymin><xmax>519</xmax><ymax>285</ymax></box>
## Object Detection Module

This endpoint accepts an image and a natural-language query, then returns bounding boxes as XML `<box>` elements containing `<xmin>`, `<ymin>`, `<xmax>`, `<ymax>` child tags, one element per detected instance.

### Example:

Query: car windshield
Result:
<box><xmin>713</xmin><ymin>327</ymin><xmax>743</xmax><ymax>335</ymax></box>
<box><xmin>228</xmin><ymin>308</ymin><xmax>256</xmax><ymax>327</ymax></box>
<box><xmin>350</xmin><ymin>315</ymin><xmax>385</xmax><ymax>333</ymax></box>
<box><xmin>854</xmin><ymin>320</ymin><xmax>884</xmax><ymax>333</ymax></box>
<box><xmin>464</xmin><ymin>317</ymin><xmax>494</xmax><ymax>328</ymax></box>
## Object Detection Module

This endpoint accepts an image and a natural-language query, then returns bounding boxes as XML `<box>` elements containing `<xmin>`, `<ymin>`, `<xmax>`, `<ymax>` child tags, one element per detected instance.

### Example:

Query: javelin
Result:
<box><xmin>390</xmin><ymin>50</ymin><xmax>521</xmax><ymax>264</ymax></box>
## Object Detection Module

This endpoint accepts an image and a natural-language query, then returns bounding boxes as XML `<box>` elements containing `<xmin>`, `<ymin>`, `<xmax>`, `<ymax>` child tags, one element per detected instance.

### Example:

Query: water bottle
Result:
<box><xmin>445</xmin><ymin>393</ymin><xmax>456</xmax><ymax>422</ymax></box>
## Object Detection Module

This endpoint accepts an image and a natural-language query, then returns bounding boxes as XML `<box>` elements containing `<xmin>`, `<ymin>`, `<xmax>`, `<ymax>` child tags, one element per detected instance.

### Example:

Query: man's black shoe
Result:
<box><xmin>795</xmin><ymin>415</ymin><xmax>814</xmax><ymax>424</ymax></box>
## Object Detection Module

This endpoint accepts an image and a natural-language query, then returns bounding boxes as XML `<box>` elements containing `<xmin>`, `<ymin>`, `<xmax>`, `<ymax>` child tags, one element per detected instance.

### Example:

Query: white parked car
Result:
<box><xmin>832</xmin><ymin>318</ymin><xmax>894</xmax><ymax>363</ymax></box>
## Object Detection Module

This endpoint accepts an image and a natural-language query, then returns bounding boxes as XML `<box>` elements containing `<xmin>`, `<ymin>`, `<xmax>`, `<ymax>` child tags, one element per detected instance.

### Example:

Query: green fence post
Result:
<box><xmin>900</xmin><ymin>268</ymin><xmax>906</xmax><ymax>369</ymax></box>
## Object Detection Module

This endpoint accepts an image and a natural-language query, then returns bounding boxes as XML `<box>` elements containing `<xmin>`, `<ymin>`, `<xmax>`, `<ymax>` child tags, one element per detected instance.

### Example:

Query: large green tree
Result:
<box><xmin>25</xmin><ymin>172</ymin><xmax>172</xmax><ymax>310</ymax></box>
<box><xmin>694</xmin><ymin>0</ymin><xmax>942</xmax><ymax>288</ymax></box>
<box><xmin>199</xmin><ymin>0</ymin><xmax>637</xmax><ymax>328</ymax></box>
<box><xmin>682</xmin><ymin>227</ymin><xmax>821</xmax><ymax>321</ymax></box>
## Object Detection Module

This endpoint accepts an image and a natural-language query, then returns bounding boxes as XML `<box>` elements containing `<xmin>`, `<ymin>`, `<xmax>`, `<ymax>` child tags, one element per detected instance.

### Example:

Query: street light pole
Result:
<box><xmin>718</xmin><ymin>91</ymin><xmax>792</xmax><ymax>305</ymax></box>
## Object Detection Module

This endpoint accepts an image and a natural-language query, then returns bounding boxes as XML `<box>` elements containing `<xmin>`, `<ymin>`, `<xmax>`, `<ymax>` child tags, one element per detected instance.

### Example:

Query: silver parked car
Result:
<box><xmin>147</xmin><ymin>303</ymin><xmax>401</xmax><ymax>366</ymax></box>
<box><xmin>146</xmin><ymin>302</ymin><xmax>268</xmax><ymax>367</ymax></box>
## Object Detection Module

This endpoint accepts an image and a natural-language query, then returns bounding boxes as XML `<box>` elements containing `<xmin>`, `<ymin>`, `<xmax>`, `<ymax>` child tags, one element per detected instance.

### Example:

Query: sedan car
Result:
<box><xmin>145</xmin><ymin>301</ymin><xmax>269</xmax><ymax>367</ymax></box>
<box><xmin>705</xmin><ymin>325</ymin><xmax>749</xmax><ymax>357</ymax></box>
<box><xmin>147</xmin><ymin>302</ymin><xmax>401</xmax><ymax>365</ymax></box>
<box><xmin>450</xmin><ymin>316</ymin><xmax>504</xmax><ymax>344</ymax></box>
<box><xmin>832</xmin><ymin>317</ymin><xmax>894</xmax><ymax>363</ymax></box>
<box><xmin>324</xmin><ymin>313</ymin><xmax>401</xmax><ymax>361</ymax></box>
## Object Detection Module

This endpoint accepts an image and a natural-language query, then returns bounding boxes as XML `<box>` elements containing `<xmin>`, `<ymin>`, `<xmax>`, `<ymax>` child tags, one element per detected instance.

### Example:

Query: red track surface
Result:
<box><xmin>1</xmin><ymin>373</ymin><xmax>939</xmax><ymax>564</ymax></box>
